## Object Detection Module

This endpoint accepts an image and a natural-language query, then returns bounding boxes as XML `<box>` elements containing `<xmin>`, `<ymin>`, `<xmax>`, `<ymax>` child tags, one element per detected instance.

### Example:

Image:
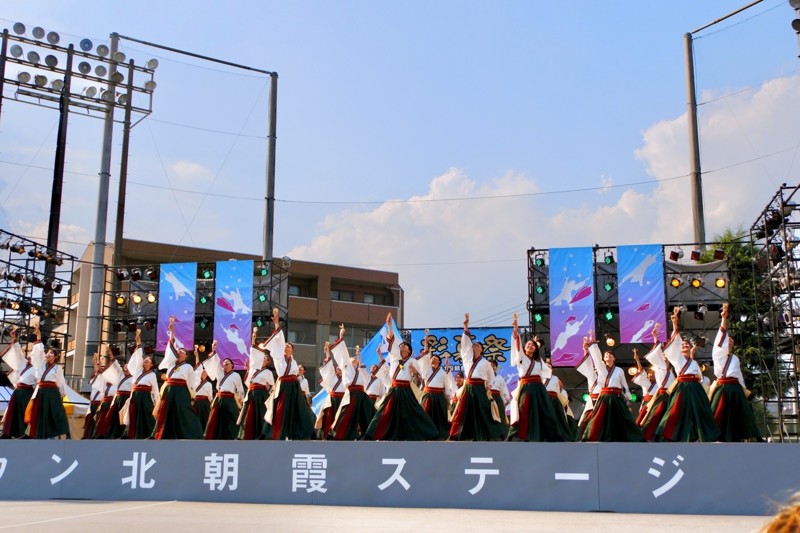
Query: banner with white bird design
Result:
<box><xmin>548</xmin><ymin>247</ymin><xmax>595</xmax><ymax>367</ymax></box>
<box><xmin>617</xmin><ymin>245</ymin><xmax>668</xmax><ymax>344</ymax></box>
<box><xmin>213</xmin><ymin>260</ymin><xmax>253</xmax><ymax>370</ymax></box>
<box><xmin>156</xmin><ymin>262</ymin><xmax>197</xmax><ymax>352</ymax></box>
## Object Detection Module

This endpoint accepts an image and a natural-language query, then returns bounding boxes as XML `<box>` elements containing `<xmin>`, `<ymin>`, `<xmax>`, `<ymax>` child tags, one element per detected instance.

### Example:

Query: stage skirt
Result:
<box><xmin>128</xmin><ymin>387</ymin><xmax>156</xmax><ymax>439</ymax></box>
<box><xmin>331</xmin><ymin>387</ymin><xmax>377</xmax><ymax>441</ymax></box>
<box><xmin>267</xmin><ymin>377</ymin><xmax>314</xmax><ymax>440</ymax></box>
<box><xmin>318</xmin><ymin>392</ymin><xmax>344</xmax><ymax>439</ymax></box>
<box><xmin>1</xmin><ymin>384</ymin><xmax>33</xmax><ymax>438</ymax></box>
<box><xmin>656</xmin><ymin>377</ymin><xmax>720</xmax><ymax>442</ymax></box>
<box><xmin>153</xmin><ymin>380</ymin><xmax>203</xmax><ymax>440</ymax></box>
<box><xmin>581</xmin><ymin>388</ymin><xmax>644</xmax><ymax>442</ymax></box>
<box><xmin>710</xmin><ymin>377</ymin><xmax>762</xmax><ymax>442</ymax></box>
<box><xmin>92</xmin><ymin>397</ymin><xmax>114</xmax><ymax>439</ymax></box>
<box><xmin>549</xmin><ymin>392</ymin><xmax>575</xmax><ymax>441</ymax></box>
<box><xmin>491</xmin><ymin>391</ymin><xmax>509</xmax><ymax>426</ymax></box>
<box><xmin>420</xmin><ymin>387</ymin><xmax>450</xmax><ymax>440</ymax></box>
<box><xmin>365</xmin><ymin>381</ymin><xmax>438</xmax><ymax>441</ymax></box>
<box><xmin>449</xmin><ymin>379</ymin><xmax>505</xmax><ymax>442</ymax></box>
<box><xmin>99</xmin><ymin>392</ymin><xmax>130</xmax><ymax>439</ymax></box>
<box><xmin>238</xmin><ymin>386</ymin><xmax>269</xmax><ymax>440</ymax></box>
<box><xmin>507</xmin><ymin>377</ymin><xmax>562</xmax><ymax>442</ymax></box>
<box><xmin>82</xmin><ymin>401</ymin><xmax>100</xmax><ymax>440</ymax></box>
<box><xmin>28</xmin><ymin>383</ymin><xmax>69</xmax><ymax>439</ymax></box>
<box><xmin>205</xmin><ymin>392</ymin><xmax>240</xmax><ymax>440</ymax></box>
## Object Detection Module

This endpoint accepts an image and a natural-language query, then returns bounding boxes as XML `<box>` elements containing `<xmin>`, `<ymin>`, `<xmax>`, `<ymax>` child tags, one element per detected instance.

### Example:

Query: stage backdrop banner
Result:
<box><xmin>548</xmin><ymin>247</ymin><xmax>595</xmax><ymax>367</ymax></box>
<box><xmin>617</xmin><ymin>245</ymin><xmax>668</xmax><ymax>344</ymax></box>
<box><xmin>213</xmin><ymin>260</ymin><xmax>253</xmax><ymax>370</ymax></box>
<box><xmin>156</xmin><ymin>262</ymin><xmax>197</xmax><ymax>352</ymax></box>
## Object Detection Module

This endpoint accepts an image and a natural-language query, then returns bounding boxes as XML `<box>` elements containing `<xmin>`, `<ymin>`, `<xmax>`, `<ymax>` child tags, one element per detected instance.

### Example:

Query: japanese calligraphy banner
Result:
<box><xmin>213</xmin><ymin>260</ymin><xmax>253</xmax><ymax>370</ymax></box>
<box><xmin>617</xmin><ymin>245</ymin><xmax>668</xmax><ymax>344</ymax></box>
<box><xmin>548</xmin><ymin>247</ymin><xmax>595</xmax><ymax>367</ymax></box>
<box><xmin>0</xmin><ymin>440</ymin><xmax>797</xmax><ymax>516</ymax></box>
<box><xmin>156</xmin><ymin>262</ymin><xmax>197</xmax><ymax>352</ymax></box>
<box><xmin>409</xmin><ymin>327</ymin><xmax>515</xmax><ymax>398</ymax></box>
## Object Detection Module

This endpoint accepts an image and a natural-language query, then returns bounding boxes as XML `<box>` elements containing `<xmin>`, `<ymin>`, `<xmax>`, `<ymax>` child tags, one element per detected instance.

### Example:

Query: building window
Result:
<box><xmin>363</xmin><ymin>294</ymin><xmax>374</xmax><ymax>304</ymax></box>
<box><xmin>287</xmin><ymin>321</ymin><xmax>316</xmax><ymax>345</ymax></box>
<box><xmin>330</xmin><ymin>290</ymin><xmax>354</xmax><ymax>302</ymax></box>
<box><xmin>288</xmin><ymin>285</ymin><xmax>301</xmax><ymax>296</ymax></box>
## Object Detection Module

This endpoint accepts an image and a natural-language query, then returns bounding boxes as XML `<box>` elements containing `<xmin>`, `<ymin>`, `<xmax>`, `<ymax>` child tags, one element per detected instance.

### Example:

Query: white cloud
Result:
<box><xmin>287</xmin><ymin>75</ymin><xmax>800</xmax><ymax>328</ymax></box>
<box><xmin>169</xmin><ymin>160</ymin><xmax>214</xmax><ymax>183</ymax></box>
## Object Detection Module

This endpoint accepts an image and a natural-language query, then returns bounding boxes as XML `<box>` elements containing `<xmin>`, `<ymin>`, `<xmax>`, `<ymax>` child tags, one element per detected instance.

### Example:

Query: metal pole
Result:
<box><xmin>47</xmin><ymin>45</ymin><xmax>74</xmax><ymax>257</ymax></box>
<box><xmin>263</xmin><ymin>72</ymin><xmax>278</xmax><ymax>261</ymax></box>
<box><xmin>113</xmin><ymin>59</ymin><xmax>135</xmax><ymax>269</ymax></box>
<box><xmin>0</xmin><ymin>30</ymin><xmax>8</xmax><ymax>121</ymax></box>
<box><xmin>684</xmin><ymin>32</ymin><xmax>706</xmax><ymax>248</ymax></box>
<box><xmin>84</xmin><ymin>33</ymin><xmax>119</xmax><ymax>380</ymax></box>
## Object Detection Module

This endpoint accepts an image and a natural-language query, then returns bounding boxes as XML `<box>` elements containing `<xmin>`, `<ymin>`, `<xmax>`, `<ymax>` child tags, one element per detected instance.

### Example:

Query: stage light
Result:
<box><xmin>534</xmin><ymin>254</ymin><xmax>546</xmax><ymax>268</ymax></box>
<box><xmin>0</xmin><ymin>238</ymin><xmax>9</xmax><ymax>250</ymax></box>
<box><xmin>30</xmin><ymin>305</ymin><xmax>39</xmax><ymax>316</ymax></box>
<box><xmin>10</xmin><ymin>301</ymin><xmax>20</xmax><ymax>311</ymax></box>
<box><xmin>630</xmin><ymin>392</ymin><xmax>638</xmax><ymax>403</ymax></box>
<box><xmin>694</xmin><ymin>304</ymin><xmax>707</xmax><ymax>321</ymax></box>
<box><xmin>83</xmin><ymin>86</ymin><xmax>98</xmax><ymax>98</ymax></box>
<box><xmin>11</xmin><ymin>242</ymin><xmax>25</xmax><ymax>254</ymax></box>
<box><xmin>146</xmin><ymin>292</ymin><xmax>157</xmax><ymax>304</ymax></box>
<box><xmin>46</xmin><ymin>31</ymin><xmax>60</xmax><ymax>45</ymax></box>
<box><xmin>603</xmin><ymin>282</ymin><xmax>614</xmax><ymax>292</ymax></box>
<box><xmin>115</xmin><ymin>293</ymin><xmax>127</xmax><ymax>306</ymax></box>
<box><xmin>201</xmin><ymin>267</ymin><xmax>214</xmax><ymax>280</ymax></box>
<box><xmin>692</xmin><ymin>335</ymin><xmax>707</xmax><ymax>348</ymax></box>
<box><xmin>715</xmin><ymin>277</ymin><xmax>727</xmax><ymax>289</ymax></box>
<box><xmin>27</xmin><ymin>51</ymin><xmax>40</xmax><ymax>64</ymax></box>
<box><xmin>627</xmin><ymin>367</ymin><xmax>637</xmax><ymax>376</ymax></box>
<box><xmin>582</xmin><ymin>392</ymin><xmax>590</xmax><ymax>403</ymax></box>
<box><xmin>146</xmin><ymin>58</ymin><xmax>160</xmax><ymax>70</ymax></box>
<box><xmin>8</xmin><ymin>271</ymin><xmax>23</xmax><ymax>284</ymax></box>
<box><xmin>113</xmin><ymin>51</ymin><xmax>127</xmax><ymax>63</ymax></box>
<box><xmin>52</xmin><ymin>282</ymin><xmax>63</xmax><ymax>294</ymax></box>
<box><xmin>199</xmin><ymin>294</ymin><xmax>210</xmax><ymax>305</ymax></box>
<box><xmin>259</xmin><ymin>265</ymin><xmax>269</xmax><ymax>276</ymax></box>
<box><xmin>131</xmin><ymin>292</ymin><xmax>143</xmax><ymax>305</ymax></box>
<box><xmin>143</xmin><ymin>319</ymin><xmax>155</xmax><ymax>330</ymax></box>
<box><xmin>145</xmin><ymin>267</ymin><xmax>158</xmax><ymax>281</ymax></box>
<box><xmin>604</xmin><ymin>334</ymin><xmax>616</xmax><ymax>347</ymax></box>
<box><xmin>100</xmin><ymin>89</ymin><xmax>114</xmax><ymax>102</ymax></box>
<box><xmin>79</xmin><ymin>38</ymin><xmax>93</xmax><ymax>52</ymax></box>
<box><xmin>44</xmin><ymin>54</ymin><xmax>58</xmax><ymax>68</ymax></box>
<box><xmin>690</xmin><ymin>250</ymin><xmax>701</xmax><ymax>261</ymax></box>
<box><xmin>96</xmin><ymin>44</ymin><xmax>110</xmax><ymax>57</ymax></box>
<box><xmin>533</xmin><ymin>312</ymin><xmax>544</xmax><ymax>323</ymax></box>
<box><xmin>255</xmin><ymin>317</ymin><xmax>265</xmax><ymax>328</ymax></box>
<box><xmin>128</xmin><ymin>320</ymin><xmax>137</xmax><ymax>332</ymax></box>
<box><xmin>116</xmin><ymin>269</ymin><xmax>130</xmax><ymax>282</ymax></box>
<box><xmin>670</xmin><ymin>277</ymin><xmax>681</xmax><ymax>288</ymax></box>
<box><xmin>16</xmin><ymin>72</ymin><xmax>31</xmax><ymax>84</ymax></box>
<box><xmin>12</xmin><ymin>22</ymin><xmax>25</xmax><ymax>35</ymax></box>
<box><xmin>603</xmin><ymin>252</ymin><xmax>615</xmax><ymax>265</ymax></box>
<box><xmin>604</xmin><ymin>310</ymin><xmax>614</xmax><ymax>321</ymax></box>
<box><xmin>130</xmin><ymin>268</ymin><xmax>143</xmax><ymax>281</ymax></box>
<box><xmin>713</xmin><ymin>249</ymin><xmax>725</xmax><ymax>261</ymax></box>
<box><xmin>111</xmin><ymin>72</ymin><xmax>125</xmax><ymax>85</ymax></box>
<box><xmin>199</xmin><ymin>317</ymin><xmax>210</xmax><ymax>330</ymax></box>
<box><xmin>112</xmin><ymin>320</ymin><xmax>124</xmax><ymax>333</ymax></box>
<box><xmin>690</xmin><ymin>278</ymin><xmax>703</xmax><ymax>289</ymax></box>
<box><xmin>46</xmin><ymin>253</ymin><xmax>64</xmax><ymax>266</ymax></box>
<box><xmin>257</xmin><ymin>292</ymin><xmax>267</xmax><ymax>303</ymax></box>
<box><xmin>535</xmin><ymin>284</ymin><xmax>545</xmax><ymax>295</ymax></box>
<box><xmin>669</xmin><ymin>249</ymin><xmax>683</xmax><ymax>261</ymax></box>
<box><xmin>144</xmin><ymin>80</ymin><xmax>157</xmax><ymax>92</ymax></box>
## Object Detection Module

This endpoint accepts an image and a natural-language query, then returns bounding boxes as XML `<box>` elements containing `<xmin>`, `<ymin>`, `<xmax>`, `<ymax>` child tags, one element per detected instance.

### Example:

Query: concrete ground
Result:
<box><xmin>0</xmin><ymin>500</ymin><xmax>772</xmax><ymax>532</ymax></box>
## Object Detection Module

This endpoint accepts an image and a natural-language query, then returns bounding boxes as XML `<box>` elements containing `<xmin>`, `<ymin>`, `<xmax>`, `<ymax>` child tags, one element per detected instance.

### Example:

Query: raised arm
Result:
<box><xmin>510</xmin><ymin>313</ymin><xmax>522</xmax><ymax>367</ymax></box>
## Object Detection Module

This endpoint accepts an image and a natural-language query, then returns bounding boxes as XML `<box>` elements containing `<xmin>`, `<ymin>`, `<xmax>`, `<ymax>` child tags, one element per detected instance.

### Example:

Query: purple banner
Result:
<box><xmin>213</xmin><ymin>260</ymin><xmax>253</xmax><ymax>370</ymax></box>
<box><xmin>548</xmin><ymin>247</ymin><xmax>595</xmax><ymax>367</ymax></box>
<box><xmin>617</xmin><ymin>244</ymin><xmax>667</xmax><ymax>344</ymax></box>
<box><xmin>156</xmin><ymin>262</ymin><xmax>197</xmax><ymax>352</ymax></box>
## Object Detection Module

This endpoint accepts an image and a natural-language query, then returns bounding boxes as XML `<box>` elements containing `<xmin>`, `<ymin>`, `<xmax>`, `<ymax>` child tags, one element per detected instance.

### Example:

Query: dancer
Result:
<box><xmin>417</xmin><ymin>330</ymin><xmax>455</xmax><ymax>440</ymax></box>
<box><xmin>631</xmin><ymin>348</ymin><xmax>657</xmax><ymax>425</ymax></box>
<box><xmin>0</xmin><ymin>327</ymin><xmax>36</xmax><ymax>438</ymax></box>
<box><xmin>709</xmin><ymin>303</ymin><xmax>762</xmax><ymax>442</ymax></box>
<box><xmin>102</xmin><ymin>361</ymin><xmax>133</xmax><ymax>439</ymax></box>
<box><xmin>655</xmin><ymin>307</ymin><xmax>721</xmax><ymax>442</ymax></box>
<box><xmin>575</xmin><ymin>340</ymin><xmax>601</xmax><ymax>439</ymax></box>
<box><xmin>489</xmin><ymin>360</ymin><xmax>511</xmax><ymax>427</ymax></box>
<box><xmin>364</xmin><ymin>314</ymin><xmax>438</xmax><ymax>441</ymax></box>
<box><xmin>506</xmin><ymin>313</ymin><xmax>561</xmax><ymax>442</ymax></box>
<box><xmin>544</xmin><ymin>368</ymin><xmax>575</xmax><ymax>441</ymax></box>
<box><xmin>330</xmin><ymin>328</ymin><xmax>376</xmax><ymax>440</ymax></box>
<box><xmin>239</xmin><ymin>332</ymin><xmax>274</xmax><ymax>440</ymax></box>
<box><xmin>365</xmin><ymin>363</ymin><xmax>386</xmax><ymax>405</ymax></box>
<box><xmin>83</xmin><ymin>354</ymin><xmax>107</xmax><ymax>439</ymax></box>
<box><xmin>449</xmin><ymin>313</ymin><xmax>505</xmax><ymax>441</ymax></box>
<box><xmin>152</xmin><ymin>316</ymin><xmax>204</xmax><ymax>439</ymax></box>
<box><xmin>193</xmin><ymin>353</ymin><xmax>214</xmax><ymax>431</ymax></box>
<box><xmin>205</xmin><ymin>355</ymin><xmax>244</xmax><ymax>440</ymax></box>
<box><xmin>637</xmin><ymin>324</ymin><xmax>675</xmax><ymax>441</ymax></box>
<box><xmin>317</xmin><ymin>344</ymin><xmax>345</xmax><ymax>438</ymax></box>
<box><xmin>27</xmin><ymin>322</ymin><xmax>69</xmax><ymax>439</ymax></box>
<box><xmin>92</xmin><ymin>350</ymin><xmax>118</xmax><ymax>439</ymax></box>
<box><xmin>126</xmin><ymin>338</ymin><xmax>159</xmax><ymax>439</ymax></box>
<box><xmin>261</xmin><ymin>309</ymin><xmax>314</xmax><ymax>440</ymax></box>
<box><xmin>580</xmin><ymin>331</ymin><xmax>643</xmax><ymax>442</ymax></box>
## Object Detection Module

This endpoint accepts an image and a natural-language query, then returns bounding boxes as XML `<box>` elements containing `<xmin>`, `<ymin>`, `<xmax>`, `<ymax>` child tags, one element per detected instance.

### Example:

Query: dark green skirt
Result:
<box><xmin>268</xmin><ymin>379</ymin><xmax>314</xmax><ymax>440</ymax></box>
<box><xmin>710</xmin><ymin>380</ymin><xmax>762</xmax><ymax>442</ymax></box>
<box><xmin>1</xmin><ymin>385</ymin><xmax>33</xmax><ymax>438</ymax></box>
<box><xmin>507</xmin><ymin>382</ymin><xmax>563</xmax><ymax>442</ymax></box>
<box><xmin>91</xmin><ymin>399</ymin><xmax>113</xmax><ymax>439</ymax></box>
<box><xmin>239</xmin><ymin>388</ymin><xmax>270</xmax><ymax>440</ymax></box>
<box><xmin>153</xmin><ymin>384</ymin><xmax>203</xmax><ymax>440</ymax></box>
<box><xmin>128</xmin><ymin>390</ymin><xmax>155</xmax><ymax>439</ymax></box>
<box><xmin>365</xmin><ymin>384</ymin><xmax>439</xmax><ymax>441</ymax></box>
<box><xmin>28</xmin><ymin>386</ymin><xmax>69</xmax><ymax>439</ymax></box>
<box><xmin>193</xmin><ymin>397</ymin><xmax>211</xmax><ymax>430</ymax></box>
<box><xmin>420</xmin><ymin>389</ymin><xmax>451</xmax><ymax>440</ymax></box>
<box><xmin>640</xmin><ymin>391</ymin><xmax>670</xmax><ymax>442</ymax></box>
<box><xmin>205</xmin><ymin>395</ymin><xmax>240</xmax><ymax>440</ymax></box>
<box><xmin>100</xmin><ymin>394</ymin><xmax>129</xmax><ymax>439</ymax></box>
<box><xmin>331</xmin><ymin>389</ymin><xmax>377</xmax><ymax>440</ymax></box>
<box><xmin>656</xmin><ymin>380</ymin><xmax>720</xmax><ymax>442</ymax></box>
<box><xmin>449</xmin><ymin>382</ymin><xmax>505</xmax><ymax>442</ymax></box>
<box><xmin>581</xmin><ymin>392</ymin><xmax>644</xmax><ymax>442</ymax></box>
<box><xmin>549</xmin><ymin>394</ymin><xmax>575</xmax><ymax>441</ymax></box>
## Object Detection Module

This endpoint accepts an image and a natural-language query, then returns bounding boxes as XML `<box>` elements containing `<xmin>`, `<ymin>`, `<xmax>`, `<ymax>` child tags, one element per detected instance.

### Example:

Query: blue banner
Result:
<box><xmin>156</xmin><ymin>262</ymin><xmax>197</xmax><ymax>352</ymax></box>
<box><xmin>213</xmin><ymin>260</ymin><xmax>253</xmax><ymax>370</ymax></box>
<box><xmin>548</xmin><ymin>247</ymin><xmax>595</xmax><ymax>367</ymax></box>
<box><xmin>617</xmin><ymin>245</ymin><xmax>668</xmax><ymax>344</ymax></box>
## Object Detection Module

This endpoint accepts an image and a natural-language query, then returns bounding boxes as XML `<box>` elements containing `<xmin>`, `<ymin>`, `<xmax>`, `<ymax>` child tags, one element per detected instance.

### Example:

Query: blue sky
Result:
<box><xmin>2</xmin><ymin>1</ymin><xmax>799</xmax><ymax>328</ymax></box>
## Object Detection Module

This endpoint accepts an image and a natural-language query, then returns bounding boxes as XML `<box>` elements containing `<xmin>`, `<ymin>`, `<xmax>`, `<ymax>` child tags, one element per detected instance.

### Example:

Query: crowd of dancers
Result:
<box><xmin>0</xmin><ymin>304</ymin><xmax>761</xmax><ymax>442</ymax></box>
